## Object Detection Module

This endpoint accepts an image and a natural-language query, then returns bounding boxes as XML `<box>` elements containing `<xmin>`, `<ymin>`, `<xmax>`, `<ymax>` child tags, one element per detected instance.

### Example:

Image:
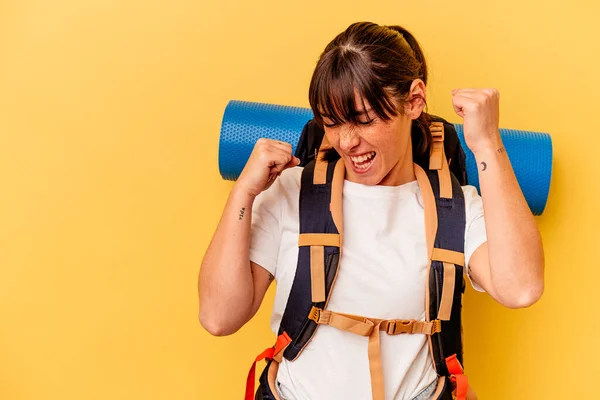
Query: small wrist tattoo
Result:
<box><xmin>239</xmin><ymin>207</ymin><xmax>246</xmax><ymax>220</ymax></box>
<box><xmin>480</xmin><ymin>161</ymin><xmax>487</xmax><ymax>171</ymax></box>
<box><xmin>497</xmin><ymin>147</ymin><xmax>505</xmax><ymax>154</ymax></box>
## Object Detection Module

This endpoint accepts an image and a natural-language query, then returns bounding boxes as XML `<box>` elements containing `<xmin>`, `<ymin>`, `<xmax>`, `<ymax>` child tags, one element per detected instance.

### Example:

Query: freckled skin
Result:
<box><xmin>321</xmin><ymin>83</ymin><xmax>426</xmax><ymax>186</ymax></box>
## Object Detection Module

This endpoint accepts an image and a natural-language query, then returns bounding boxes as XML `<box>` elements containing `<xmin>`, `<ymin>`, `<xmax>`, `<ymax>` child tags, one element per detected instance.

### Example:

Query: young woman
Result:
<box><xmin>199</xmin><ymin>21</ymin><xmax>544</xmax><ymax>400</ymax></box>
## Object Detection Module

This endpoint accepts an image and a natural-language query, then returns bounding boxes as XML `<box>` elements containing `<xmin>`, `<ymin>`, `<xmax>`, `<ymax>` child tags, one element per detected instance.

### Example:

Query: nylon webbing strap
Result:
<box><xmin>432</xmin><ymin>248</ymin><xmax>465</xmax><ymax>267</ymax></box>
<box><xmin>298</xmin><ymin>234</ymin><xmax>340</xmax><ymax>303</ymax></box>
<box><xmin>429</xmin><ymin>122</ymin><xmax>445</xmax><ymax>171</ymax></box>
<box><xmin>272</xmin><ymin>332</ymin><xmax>292</xmax><ymax>363</ymax></box>
<box><xmin>438</xmin><ymin>262</ymin><xmax>456</xmax><ymax>321</ymax></box>
<box><xmin>298</xmin><ymin>233</ymin><xmax>341</xmax><ymax>247</ymax></box>
<box><xmin>308</xmin><ymin>307</ymin><xmax>441</xmax><ymax>400</ymax></box>
<box><xmin>313</xmin><ymin>136</ymin><xmax>331</xmax><ymax>185</ymax></box>
<box><xmin>446</xmin><ymin>354</ymin><xmax>469</xmax><ymax>400</ymax></box>
<box><xmin>244</xmin><ymin>332</ymin><xmax>292</xmax><ymax>400</ymax></box>
<box><xmin>428</xmin><ymin>122</ymin><xmax>452</xmax><ymax>199</ymax></box>
<box><xmin>313</xmin><ymin>157</ymin><xmax>328</xmax><ymax>185</ymax></box>
<box><xmin>310</xmin><ymin>246</ymin><xmax>325</xmax><ymax>303</ymax></box>
<box><xmin>438</xmin><ymin>151</ymin><xmax>452</xmax><ymax>199</ymax></box>
<box><xmin>414</xmin><ymin>164</ymin><xmax>437</xmax><ymax>263</ymax></box>
<box><xmin>433</xmin><ymin>248</ymin><xmax>464</xmax><ymax>320</ymax></box>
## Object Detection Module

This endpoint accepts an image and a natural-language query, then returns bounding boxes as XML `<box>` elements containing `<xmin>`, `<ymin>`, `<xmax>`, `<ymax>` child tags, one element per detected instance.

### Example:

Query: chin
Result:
<box><xmin>345</xmin><ymin>163</ymin><xmax>382</xmax><ymax>186</ymax></box>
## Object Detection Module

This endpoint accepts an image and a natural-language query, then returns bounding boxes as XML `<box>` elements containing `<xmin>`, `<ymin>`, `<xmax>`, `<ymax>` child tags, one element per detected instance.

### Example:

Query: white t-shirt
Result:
<box><xmin>249</xmin><ymin>166</ymin><xmax>487</xmax><ymax>400</ymax></box>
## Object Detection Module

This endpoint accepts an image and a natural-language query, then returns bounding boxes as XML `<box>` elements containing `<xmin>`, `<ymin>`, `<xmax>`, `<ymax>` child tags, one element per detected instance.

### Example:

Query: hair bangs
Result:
<box><xmin>309</xmin><ymin>48</ymin><xmax>399</xmax><ymax>127</ymax></box>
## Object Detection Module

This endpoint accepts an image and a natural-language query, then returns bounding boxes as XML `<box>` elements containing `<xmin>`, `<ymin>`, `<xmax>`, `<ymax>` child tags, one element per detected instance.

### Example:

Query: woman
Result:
<box><xmin>199</xmin><ymin>22</ymin><xmax>544</xmax><ymax>400</ymax></box>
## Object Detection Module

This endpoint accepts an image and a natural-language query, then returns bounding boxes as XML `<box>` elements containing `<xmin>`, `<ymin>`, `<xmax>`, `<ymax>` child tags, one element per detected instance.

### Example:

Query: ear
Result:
<box><xmin>405</xmin><ymin>79</ymin><xmax>427</xmax><ymax>120</ymax></box>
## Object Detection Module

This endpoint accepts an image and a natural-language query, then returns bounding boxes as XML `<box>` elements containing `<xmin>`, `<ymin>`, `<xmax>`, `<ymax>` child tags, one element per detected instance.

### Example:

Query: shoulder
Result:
<box><xmin>460</xmin><ymin>184</ymin><xmax>479</xmax><ymax>197</ymax></box>
<box><xmin>460</xmin><ymin>185</ymin><xmax>485</xmax><ymax>232</ymax></box>
<box><xmin>276</xmin><ymin>166</ymin><xmax>303</xmax><ymax>194</ymax></box>
<box><xmin>460</xmin><ymin>185</ymin><xmax>483</xmax><ymax>210</ymax></box>
<box><xmin>265</xmin><ymin>166</ymin><xmax>303</xmax><ymax>202</ymax></box>
<box><xmin>253</xmin><ymin>166</ymin><xmax>303</xmax><ymax>214</ymax></box>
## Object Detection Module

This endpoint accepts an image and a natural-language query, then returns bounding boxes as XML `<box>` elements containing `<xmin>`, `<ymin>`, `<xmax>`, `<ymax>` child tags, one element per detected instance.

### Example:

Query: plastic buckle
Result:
<box><xmin>431</xmin><ymin>319</ymin><xmax>442</xmax><ymax>334</ymax></box>
<box><xmin>387</xmin><ymin>320</ymin><xmax>415</xmax><ymax>335</ymax></box>
<box><xmin>308</xmin><ymin>306</ymin><xmax>321</xmax><ymax>323</ymax></box>
<box><xmin>430</xmin><ymin>122</ymin><xmax>445</xmax><ymax>140</ymax></box>
<box><xmin>386</xmin><ymin>321</ymin><xmax>397</xmax><ymax>335</ymax></box>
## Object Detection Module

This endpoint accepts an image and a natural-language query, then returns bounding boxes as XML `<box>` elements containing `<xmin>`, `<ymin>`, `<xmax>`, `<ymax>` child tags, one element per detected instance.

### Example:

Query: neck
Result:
<box><xmin>379</xmin><ymin>139</ymin><xmax>416</xmax><ymax>187</ymax></box>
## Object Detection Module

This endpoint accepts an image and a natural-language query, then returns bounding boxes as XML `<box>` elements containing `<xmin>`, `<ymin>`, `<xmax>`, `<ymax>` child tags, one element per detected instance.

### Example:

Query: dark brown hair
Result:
<box><xmin>308</xmin><ymin>22</ymin><xmax>432</xmax><ymax>159</ymax></box>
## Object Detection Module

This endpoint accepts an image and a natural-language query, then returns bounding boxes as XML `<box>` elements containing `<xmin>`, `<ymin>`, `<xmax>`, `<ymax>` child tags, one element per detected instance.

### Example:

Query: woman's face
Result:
<box><xmin>322</xmin><ymin>81</ymin><xmax>425</xmax><ymax>186</ymax></box>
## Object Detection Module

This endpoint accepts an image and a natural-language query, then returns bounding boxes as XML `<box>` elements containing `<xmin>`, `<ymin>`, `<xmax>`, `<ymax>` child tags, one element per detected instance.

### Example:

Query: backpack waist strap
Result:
<box><xmin>308</xmin><ymin>306</ymin><xmax>441</xmax><ymax>400</ymax></box>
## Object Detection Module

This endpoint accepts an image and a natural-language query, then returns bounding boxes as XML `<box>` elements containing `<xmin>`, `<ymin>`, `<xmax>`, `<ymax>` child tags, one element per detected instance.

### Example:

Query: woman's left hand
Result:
<box><xmin>451</xmin><ymin>88</ymin><xmax>502</xmax><ymax>155</ymax></box>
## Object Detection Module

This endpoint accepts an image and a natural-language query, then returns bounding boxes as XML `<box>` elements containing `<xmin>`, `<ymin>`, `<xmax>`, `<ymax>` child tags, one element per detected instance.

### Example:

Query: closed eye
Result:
<box><xmin>323</xmin><ymin>117</ymin><xmax>376</xmax><ymax>128</ymax></box>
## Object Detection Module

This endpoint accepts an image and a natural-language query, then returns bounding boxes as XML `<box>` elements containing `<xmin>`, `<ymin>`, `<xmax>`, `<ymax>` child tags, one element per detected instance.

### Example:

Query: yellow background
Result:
<box><xmin>1</xmin><ymin>0</ymin><xmax>598</xmax><ymax>399</ymax></box>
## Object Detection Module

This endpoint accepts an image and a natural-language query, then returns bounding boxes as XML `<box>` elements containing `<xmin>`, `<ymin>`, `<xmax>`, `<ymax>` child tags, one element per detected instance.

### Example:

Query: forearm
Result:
<box><xmin>474</xmin><ymin>137</ymin><xmax>545</xmax><ymax>305</ymax></box>
<box><xmin>198</xmin><ymin>186</ymin><xmax>256</xmax><ymax>333</ymax></box>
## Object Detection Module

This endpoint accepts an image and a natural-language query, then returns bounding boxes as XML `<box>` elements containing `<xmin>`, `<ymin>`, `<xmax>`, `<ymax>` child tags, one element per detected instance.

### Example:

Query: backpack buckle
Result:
<box><xmin>429</xmin><ymin>122</ymin><xmax>445</xmax><ymax>171</ymax></box>
<box><xmin>386</xmin><ymin>321</ymin><xmax>397</xmax><ymax>335</ymax></box>
<box><xmin>308</xmin><ymin>306</ymin><xmax>322</xmax><ymax>323</ymax></box>
<box><xmin>386</xmin><ymin>319</ymin><xmax>416</xmax><ymax>335</ymax></box>
<box><xmin>430</xmin><ymin>319</ymin><xmax>442</xmax><ymax>334</ymax></box>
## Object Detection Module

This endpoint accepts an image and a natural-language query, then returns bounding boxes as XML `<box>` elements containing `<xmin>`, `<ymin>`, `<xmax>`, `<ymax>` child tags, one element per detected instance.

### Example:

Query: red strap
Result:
<box><xmin>445</xmin><ymin>354</ymin><xmax>468</xmax><ymax>400</ymax></box>
<box><xmin>445</xmin><ymin>354</ymin><xmax>463</xmax><ymax>375</ymax></box>
<box><xmin>245</xmin><ymin>347</ymin><xmax>274</xmax><ymax>400</ymax></box>
<box><xmin>451</xmin><ymin>374</ymin><xmax>469</xmax><ymax>400</ymax></box>
<box><xmin>244</xmin><ymin>332</ymin><xmax>291</xmax><ymax>400</ymax></box>
<box><xmin>274</xmin><ymin>332</ymin><xmax>292</xmax><ymax>357</ymax></box>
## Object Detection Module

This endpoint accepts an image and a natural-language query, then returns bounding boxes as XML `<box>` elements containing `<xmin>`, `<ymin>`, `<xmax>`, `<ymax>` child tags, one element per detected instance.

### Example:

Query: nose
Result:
<box><xmin>338</xmin><ymin>125</ymin><xmax>360</xmax><ymax>153</ymax></box>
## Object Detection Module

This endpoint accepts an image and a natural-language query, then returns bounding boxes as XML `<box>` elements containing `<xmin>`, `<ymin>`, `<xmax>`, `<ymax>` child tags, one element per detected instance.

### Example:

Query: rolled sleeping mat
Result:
<box><xmin>219</xmin><ymin>100</ymin><xmax>552</xmax><ymax>215</ymax></box>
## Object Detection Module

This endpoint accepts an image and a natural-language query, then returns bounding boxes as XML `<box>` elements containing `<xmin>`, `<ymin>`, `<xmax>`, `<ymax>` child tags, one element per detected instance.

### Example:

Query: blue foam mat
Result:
<box><xmin>219</xmin><ymin>100</ymin><xmax>552</xmax><ymax>215</ymax></box>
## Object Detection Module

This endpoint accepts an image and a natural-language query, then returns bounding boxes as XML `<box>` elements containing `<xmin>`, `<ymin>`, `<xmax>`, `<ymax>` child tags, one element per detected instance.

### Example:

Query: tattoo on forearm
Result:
<box><xmin>239</xmin><ymin>207</ymin><xmax>246</xmax><ymax>220</ymax></box>
<box><xmin>479</xmin><ymin>147</ymin><xmax>505</xmax><ymax>172</ymax></box>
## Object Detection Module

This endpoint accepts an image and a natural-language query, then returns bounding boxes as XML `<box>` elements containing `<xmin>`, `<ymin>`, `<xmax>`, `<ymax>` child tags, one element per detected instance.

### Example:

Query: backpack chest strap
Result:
<box><xmin>308</xmin><ymin>306</ymin><xmax>441</xmax><ymax>400</ymax></box>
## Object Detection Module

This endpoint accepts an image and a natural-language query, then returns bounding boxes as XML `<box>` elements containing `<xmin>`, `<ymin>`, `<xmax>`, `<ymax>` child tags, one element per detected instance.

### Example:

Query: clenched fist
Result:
<box><xmin>235</xmin><ymin>138</ymin><xmax>300</xmax><ymax>198</ymax></box>
<box><xmin>451</xmin><ymin>88</ymin><xmax>503</xmax><ymax>155</ymax></box>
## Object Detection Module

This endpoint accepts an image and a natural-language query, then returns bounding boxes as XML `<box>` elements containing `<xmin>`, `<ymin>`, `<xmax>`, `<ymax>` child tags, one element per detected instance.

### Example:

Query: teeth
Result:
<box><xmin>351</xmin><ymin>152</ymin><xmax>375</xmax><ymax>163</ymax></box>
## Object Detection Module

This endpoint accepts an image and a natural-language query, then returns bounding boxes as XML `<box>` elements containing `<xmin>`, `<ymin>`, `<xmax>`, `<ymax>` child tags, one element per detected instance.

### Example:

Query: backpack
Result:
<box><xmin>246</xmin><ymin>119</ymin><xmax>476</xmax><ymax>400</ymax></box>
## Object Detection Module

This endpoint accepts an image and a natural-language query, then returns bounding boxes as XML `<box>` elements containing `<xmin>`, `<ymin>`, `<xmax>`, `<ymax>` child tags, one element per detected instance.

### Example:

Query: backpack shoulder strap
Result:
<box><xmin>416</xmin><ymin>122</ymin><xmax>469</xmax><ymax>397</ymax></box>
<box><xmin>278</xmin><ymin>138</ymin><xmax>345</xmax><ymax>361</ymax></box>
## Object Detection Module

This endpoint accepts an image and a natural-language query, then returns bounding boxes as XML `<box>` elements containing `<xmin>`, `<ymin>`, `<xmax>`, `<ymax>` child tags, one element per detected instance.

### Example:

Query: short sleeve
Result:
<box><xmin>462</xmin><ymin>185</ymin><xmax>488</xmax><ymax>292</ymax></box>
<box><xmin>249</xmin><ymin>179</ymin><xmax>284</xmax><ymax>277</ymax></box>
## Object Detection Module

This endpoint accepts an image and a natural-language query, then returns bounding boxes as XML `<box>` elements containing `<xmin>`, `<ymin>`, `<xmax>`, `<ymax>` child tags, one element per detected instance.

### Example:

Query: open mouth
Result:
<box><xmin>350</xmin><ymin>151</ymin><xmax>376</xmax><ymax>171</ymax></box>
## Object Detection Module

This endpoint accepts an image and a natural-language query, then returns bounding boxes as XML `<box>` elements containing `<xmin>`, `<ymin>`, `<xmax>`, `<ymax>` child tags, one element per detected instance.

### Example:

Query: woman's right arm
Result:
<box><xmin>198</xmin><ymin>138</ymin><xmax>299</xmax><ymax>336</ymax></box>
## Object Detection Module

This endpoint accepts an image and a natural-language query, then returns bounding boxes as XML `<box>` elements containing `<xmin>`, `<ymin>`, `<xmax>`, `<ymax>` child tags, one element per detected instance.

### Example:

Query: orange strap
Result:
<box><xmin>309</xmin><ymin>307</ymin><xmax>441</xmax><ymax>400</ymax></box>
<box><xmin>428</xmin><ymin>122</ymin><xmax>452</xmax><ymax>199</ymax></box>
<box><xmin>313</xmin><ymin>135</ymin><xmax>331</xmax><ymax>185</ymax></box>
<box><xmin>245</xmin><ymin>333</ymin><xmax>291</xmax><ymax>400</ymax></box>
<box><xmin>429</xmin><ymin>122</ymin><xmax>445</xmax><ymax>170</ymax></box>
<box><xmin>272</xmin><ymin>332</ymin><xmax>292</xmax><ymax>362</ymax></box>
<box><xmin>245</xmin><ymin>347</ymin><xmax>274</xmax><ymax>400</ymax></box>
<box><xmin>446</xmin><ymin>354</ymin><xmax>469</xmax><ymax>400</ymax></box>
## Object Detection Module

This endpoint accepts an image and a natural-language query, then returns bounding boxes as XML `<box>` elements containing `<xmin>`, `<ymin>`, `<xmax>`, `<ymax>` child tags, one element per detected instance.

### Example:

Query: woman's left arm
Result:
<box><xmin>451</xmin><ymin>88</ymin><xmax>545</xmax><ymax>308</ymax></box>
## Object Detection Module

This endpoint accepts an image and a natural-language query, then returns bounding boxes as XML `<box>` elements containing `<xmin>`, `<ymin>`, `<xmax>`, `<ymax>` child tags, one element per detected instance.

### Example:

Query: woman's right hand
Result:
<box><xmin>235</xmin><ymin>138</ymin><xmax>300</xmax><ymax>198</ymax></box>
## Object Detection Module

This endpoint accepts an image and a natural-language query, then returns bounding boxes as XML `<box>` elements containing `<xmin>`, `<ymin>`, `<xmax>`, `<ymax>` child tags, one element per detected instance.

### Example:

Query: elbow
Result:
<box><xmin>199</xmin><ymin>311</ymin><xmax>236</xmax><ymax>337</ymax></box>
<box><xmin>198</xmin><ymin>301</ymin><xmax>240</xmax><ymax>336</ymax></box>
<box><xmin>509</xmin><ymin>258</ymin><xmax>545</xmax><ymax>309</ymax></box>
<box><xmin>502</xmin><ymin>282</ymin><xmax>544</xmax><ymax>309</ymax></box>
<box><xmin>495</xmin><ymin>252</ymin><xmax>545</xmax><ymax>309</ymax></box>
